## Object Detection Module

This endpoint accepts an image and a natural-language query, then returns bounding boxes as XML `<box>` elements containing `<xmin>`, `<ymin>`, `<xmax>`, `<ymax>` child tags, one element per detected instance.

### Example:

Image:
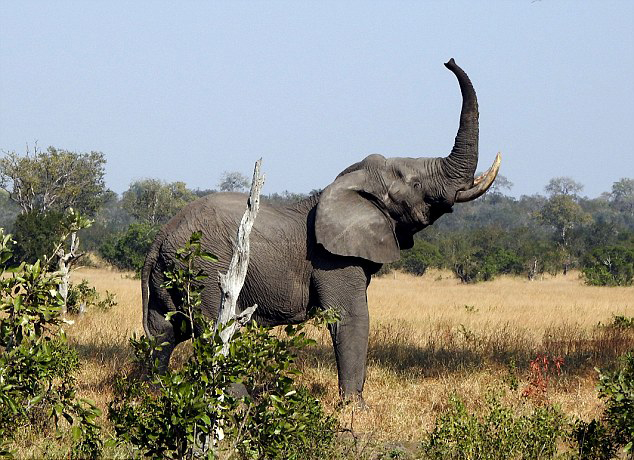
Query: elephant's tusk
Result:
<box><xmin>455</xmin><ymin>152</ymin><xmax>501</xmax><ymax>203</ymax></box>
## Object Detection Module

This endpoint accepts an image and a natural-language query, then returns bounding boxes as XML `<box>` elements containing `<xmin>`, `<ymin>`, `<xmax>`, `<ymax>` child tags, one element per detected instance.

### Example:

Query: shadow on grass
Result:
<box><xmin>298</xmin><ymin>321</ymin><xmax>634</xmax><ymax>378</ymax></box>
<box><xmin>72</xmin><ymin>340</ymin><xmax>133</xmax><ymax>365</ymax></box>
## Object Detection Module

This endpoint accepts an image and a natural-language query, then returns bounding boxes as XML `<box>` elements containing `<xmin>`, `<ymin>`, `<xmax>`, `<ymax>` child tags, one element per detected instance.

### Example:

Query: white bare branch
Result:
<box><xmin>214</xmin><ymin>159</ymin><xmax>265</xmax><ymax>355</ymax></box>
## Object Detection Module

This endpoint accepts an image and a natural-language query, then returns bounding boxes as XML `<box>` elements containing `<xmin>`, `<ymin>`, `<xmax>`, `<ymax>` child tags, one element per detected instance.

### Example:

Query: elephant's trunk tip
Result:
<box><xmin>444</xmin><ymin>58</ymin><xmax>457</xmax><ymax>69</ymax></box>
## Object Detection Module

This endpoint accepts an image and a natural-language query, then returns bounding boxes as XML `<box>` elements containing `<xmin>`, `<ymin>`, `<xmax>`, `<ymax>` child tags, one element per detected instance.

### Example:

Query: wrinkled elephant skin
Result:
<box><xmin>142</xmin><ymin>59</ymin><xmax>500</xmax><ymax>402</ymax></box>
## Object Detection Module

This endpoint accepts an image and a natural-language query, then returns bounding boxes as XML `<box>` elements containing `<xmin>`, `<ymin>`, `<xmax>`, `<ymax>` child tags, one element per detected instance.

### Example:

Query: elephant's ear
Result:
<box><xmin>315</xmin><ymin>170</ymin><xmax>400</xmax><ymax>264</ymax></box>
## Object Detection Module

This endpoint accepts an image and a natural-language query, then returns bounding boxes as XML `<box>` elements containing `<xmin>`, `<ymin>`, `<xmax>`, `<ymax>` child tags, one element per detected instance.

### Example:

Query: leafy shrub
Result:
<box><xmin>394</xmin><ymin>240</ymin><xmax>442</xmax><ymax>276</ymax></box>
<box><xmin>573</xmin><ymin>352</ymin><xmax>634</xmax><ymax>457</ymax></box>
<box><xmin>10</xmin><ymin>210</ymin><xmax>67</xmax><ymax>263</ymax></box>
<box><xmin>0</xmin><ymin>229</ymin><xmax>103</xmax><ymax>458</ymax></box>
<box><xmin>582</xmin><ymin>245</ymin><xmax>634</xmax><ymax>286</ymax></box>
<box><xmin>453</xmin><ymin>247</ymin><xmax>524</xmax><ymax>283</ymax></box>
<box><xmin>66</xmin><ymin>279</ymin><xmax>117</xmax><ymax>314</ymax></box>
<box><xmin>99</xmin><ymin>221</ymin><xmax>159</xmax><ymax>274</ymax></box>
<box><xmin>611</xmin><ymin>315</ymin><xmax>634</xmax><ymax>330</ymax></box>
<box><xmin>420</xmin><ymin>395</ymin><xmax>567</xmax><ymax>459</ymax></box>
<box><xmin>108</xmin><ymin>232</ymin><xmax>337</xmax><ymax>459</ymax></box>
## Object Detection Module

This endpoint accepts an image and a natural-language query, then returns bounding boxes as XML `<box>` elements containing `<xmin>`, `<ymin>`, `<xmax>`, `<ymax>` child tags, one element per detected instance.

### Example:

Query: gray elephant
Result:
<box><xmin>142</xmin><ymin>59</ymin><xmax>500</xmax><ymax>403</ymax></box>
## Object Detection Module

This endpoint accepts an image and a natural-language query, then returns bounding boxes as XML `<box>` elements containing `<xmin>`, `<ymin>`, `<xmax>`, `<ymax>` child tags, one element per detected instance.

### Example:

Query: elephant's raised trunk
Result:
<box><xmin>442</xmin><ymin>58</ymin><xmax>479</xmax><ymax>187</ymax></box>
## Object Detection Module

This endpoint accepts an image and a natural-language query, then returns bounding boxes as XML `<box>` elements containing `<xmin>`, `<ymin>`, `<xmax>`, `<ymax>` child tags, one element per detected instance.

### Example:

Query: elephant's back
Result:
<box><xmin>149</xmin><ymin>192</ymin><xmax>313</xmax><ymax>325</ymax></box>
<box><xmin>160</xmin><ymin>192</ymin><xmax>301</xmax><ymax>246</ymax></box>
<box><xmin>155</xmin><ymin>193</ymin><xmax>246</xmax><ymax>260</ymax></box>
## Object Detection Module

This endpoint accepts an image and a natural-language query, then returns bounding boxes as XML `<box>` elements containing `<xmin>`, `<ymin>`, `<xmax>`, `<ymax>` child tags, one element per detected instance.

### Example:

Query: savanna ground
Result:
<box><xmin>13</xmin><ymin>268</ymin><xmax>634</xmax><ymax>458</ymax></box>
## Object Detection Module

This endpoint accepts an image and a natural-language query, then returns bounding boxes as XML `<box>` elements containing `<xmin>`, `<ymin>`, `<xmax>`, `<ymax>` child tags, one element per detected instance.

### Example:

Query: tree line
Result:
<box><xmin>1</xmin><ymin>146</ymin><xmax>633</xmax><ymax>285</ymax></box>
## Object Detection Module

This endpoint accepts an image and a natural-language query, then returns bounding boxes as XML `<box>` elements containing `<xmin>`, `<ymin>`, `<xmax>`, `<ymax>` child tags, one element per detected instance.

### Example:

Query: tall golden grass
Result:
<box><xmin>16</xmin><ymin>267</ymin><xmax>632</xmax><ymax>455</ymax></box>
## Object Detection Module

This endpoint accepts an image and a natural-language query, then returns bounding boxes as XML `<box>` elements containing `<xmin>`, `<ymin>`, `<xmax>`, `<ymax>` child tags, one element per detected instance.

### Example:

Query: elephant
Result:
<box><xmin>142</xmin><ymin>58</ymin><xmax>500</xmax><ymax>403</ymax></box>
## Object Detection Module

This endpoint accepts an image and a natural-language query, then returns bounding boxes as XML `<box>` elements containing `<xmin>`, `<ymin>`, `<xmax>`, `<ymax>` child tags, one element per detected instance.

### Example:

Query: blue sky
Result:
<box><xmin>1</xmin><ymin>1</ymin><xmax>632</xmax><ymax>198</ymax></box>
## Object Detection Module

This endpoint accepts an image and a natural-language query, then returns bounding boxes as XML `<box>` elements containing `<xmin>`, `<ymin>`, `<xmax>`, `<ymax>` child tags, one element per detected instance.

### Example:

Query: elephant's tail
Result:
<box><xmin>141</xmin><ymin>229</ymin><xmax>164</xmax><ymax>339</ymax></box>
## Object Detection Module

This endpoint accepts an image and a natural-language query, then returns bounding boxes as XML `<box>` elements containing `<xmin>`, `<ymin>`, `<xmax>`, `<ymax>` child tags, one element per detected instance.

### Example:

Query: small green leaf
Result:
<box><xmin>165</xmin><ymin>311</ymin><xmax>178</xmax><ymax>321</ymax></box>
<box><xmin>28</xmin><ymin>392</ymin><xmax>45</xmax><ymax>406</ymax></box>
<box><xmin>200</xmin><ymin>253</ymin><xmax>217</xmax><ymax>262</ymax></box>
<box><xmin>71</xmin><ymin>424</ymin><xmax>82</xmax><ymax>441</ymax></box>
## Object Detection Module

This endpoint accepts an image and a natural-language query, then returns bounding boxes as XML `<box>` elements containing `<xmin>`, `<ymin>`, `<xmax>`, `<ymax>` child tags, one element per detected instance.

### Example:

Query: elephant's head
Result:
<box><xmin>315</xmin><ymin>59</ymin><xmax>501</xmax><ymax>263</ymax></box>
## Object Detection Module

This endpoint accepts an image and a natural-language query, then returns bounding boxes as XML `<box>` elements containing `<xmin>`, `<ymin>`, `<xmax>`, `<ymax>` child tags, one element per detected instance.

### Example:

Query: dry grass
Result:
<box><xmin>17</xmin><ymin>267</ymin><xmax>633</xmax><ymax>455</ymax></box>
<box><xmin>296</xmin><ymin>270</ymin><xmax>634</xmax><ymax>442</ymax></box>
<box><xmin>66</xmin><ymin>269</ymin><xmax>142</xmax><ymax>412</ymax></box>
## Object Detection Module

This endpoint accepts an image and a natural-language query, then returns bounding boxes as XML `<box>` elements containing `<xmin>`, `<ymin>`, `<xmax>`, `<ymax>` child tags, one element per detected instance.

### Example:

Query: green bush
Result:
<box><xmin>108</xmin><ymin>232</ymin><xmax>337</xmax><ymax>459</ymax></box>
<box><xmin>0</xmin><ymin>229</ymin><xmax>103</xmax><ymax>458</ymax></box>
<box><xmin>395</xmin><ymin>240</ymin><xmax>442</xmax><ymax>276</ymax></box>
<box><xmin>582</xmin><ymin>245</ymin><xmax>634</xmax><ymax>286</ymax></box>
<box><xmin>10</xmin><ymin>210</ymin><xmax>67</xmax><ymax>263</ymax></box>
<box><xmin>66</xmin><ymin>279</ymin><xmax>117</xmax><ymax>314</ymax></box>
<box><xmin>573</xmin><ymin>352</ymin><xmax>634</xmax><ymax>457</ymax></box>
<box><xmin>99</xmin><ymin>221</ymin><xmax>159</xmax><ymax>274</ymax></box>
<box><xmin>455</xmin><ymin>247</ymin><xmax>525</xmax><ymax>283</ymax></box>
<box><xmin>420</xmin><ymin>395</ymin><xmax>567</xmax><ymax>459</ymax></box>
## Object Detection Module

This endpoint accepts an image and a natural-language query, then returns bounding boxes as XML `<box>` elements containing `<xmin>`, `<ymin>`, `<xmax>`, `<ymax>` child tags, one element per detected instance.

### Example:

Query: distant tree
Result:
<box><xmin>0</xmin><ymin>146</ymin><xmax>109</xmax><ymax>216</ymax></box>
<box><xmin>582</xmin><ymin>245</ymin><xmax>634</xmax><ymax>286</ymax></box>
<box><xmin>104</xmin><ymin>179</ymin><xmax>196</xmax><ymax>272</ymax></box>
<box><xmin>538</xmin><ymin>194</ymin><xmax>592</xmax><ymax>274</ymax></box>
<box><xmin>544</xmin><ymin>177</ymin><xmax>584</xmax><ymax>198</ymax></box>
<box><xmin>610</xmin><ymin>178</ymin><xmax>634</xmax><ymax>216</ymax></box>
<box><xmin>0</xmin><ymin>190</ymin><xmax>19</xmax><ymax>228</ymax></box>
<box><xmin>218</xmin><ymin>171</ymin><xmax>250</xmax><ymax>192</ymax></box>
<box><xmin>99</xmin><ymin>221</ymin><xmax>159</xmax><ymax>274</ymax></box>
<box><xmin>122</xmin><ymin>179</ymin><xmax>196</xmax><ymax>225</ymax></box>
<box><xmin>539</xmin><ymin>195</ymin><xmax>591</xmax><ymax>249</ymax></box>
<box><xmin>11</xmin><ymin>211</ymin><xmax>67</xmax><ymax>263</ymax></box>
<box><xmin>394</xmin><ymin>239</ymin><xmax>442</xmax><ymax>276</ymax></box>
<box><xmin>265</xmin><ymin>190</ymin><xmax>308</xmax><ymax>205</ymax></box>
<box><xmin>80</xmin><ymin>192</ymin><xmax>134</xmax><ymax>251</ymax></box>
<box><xmin>484</xmin><ymin>174</ymin><xmax>513</xmax><ymax>197</ymax></box>
<box><xmin>192</xmin><ymin>188</ymin><xmax>217</xmax><ymax>198</ymax></box>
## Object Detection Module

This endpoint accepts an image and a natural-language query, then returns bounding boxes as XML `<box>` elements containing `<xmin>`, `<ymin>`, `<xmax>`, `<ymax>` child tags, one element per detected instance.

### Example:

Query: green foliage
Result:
<box><xmin>66</xmin><ymin>279</ymin><xmax>117</xmax><ymax>314</ymax></box>
<box><xmin>582</xmin><ymin>245</ymin><xmax>634</xmax><ymax>286</ymax></box>
<box><xmin>572</xmin><ymin>352</ymin><xmax>634</xmax><ymax>457</ymax></box>
<box><xmin>0</xmin><ymin>146</ymin><xmax>109</xmax><ymax>216</ymax></box>
<box><xmin>11</xmin><ymin>210</ymin><xmax>67</xmax><ymax>263</ymax></box>
<box><xmin>596</xmin><ymin>352</ymin><xmax>634</xmax><ymax>453</ymax></box>
<box><xmin>0</xmin><ymin>189</ymin><xmax>19</xmax><ymax>229</ymax></box>
<box><xmin>99</xmin><ymin>221</ymin><xmax>159</xmax><ymax>274</ymax></box>
<box><xmin>420</xmin><ymin>394</ymin><xmax>567</xmax><ymax>459</ymax></box>
<box><xmin>544</xmin><ymin>176</ymin><xmax>584</xmax><ymax>198</ymax></box>
<box><xmin>0</xmin><ymin>229</ymin><xmax>103</xmax><ymax>458</ymax></box>
<box><xmin>264</xmin><ymin>190</ymin><xmax>310</xmax><ymax>205</ymax></box>
<box><xmin>394</xmin><ymin>240</ymin><xmax>442</xmax><ymax>276</ymax></box>
<box><xmin>437</xmin><ymin>228</ymin><xmax>524</xmax><ymax>283</ymax></box>
<box><xmin>538</xmin><ymin>194</ymin><xmax>591</xmax><ymax>261</ymax></box>
<box><xmin>108</xmin><ymin>232</ymin><xmax>337</xmax><ymax>459</ymax></box>
<box><xmin>10</xmin><ymin>207</ymin><xmax>93</xmax><ymax>266</ymax></box>
<box><xmin>611</xmin><ymin>315</ymin><xmax>634</xmax><ymax>330</ymax></box>
<box><xmin>610</xmin><ymin>178</ymin><xmax>634</xmax><ymax>217</ymax></box>
<box><xmin>122</xmin><ymin>179</ymin><xmax>197</xmax><ymax>225</ymax></box>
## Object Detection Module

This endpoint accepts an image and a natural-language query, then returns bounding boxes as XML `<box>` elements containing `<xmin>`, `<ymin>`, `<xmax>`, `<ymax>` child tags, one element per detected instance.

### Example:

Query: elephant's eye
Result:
<box><xmin>413</xmin><ymin>182</ymin><xmax>421</xmax><ymax>190</ymax></box>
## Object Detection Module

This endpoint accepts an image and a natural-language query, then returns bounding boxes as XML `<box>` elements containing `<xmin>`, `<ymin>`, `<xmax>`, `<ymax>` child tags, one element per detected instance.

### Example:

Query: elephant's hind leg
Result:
<box><xmin>144</xmin><ymin>264</ymin><xmax>191</xmax><ymax>372</ymax></box>
<box><xmin>145</xmin><ymin>307</ymin><xmax>177</xmax><ymax>372</ymax></box>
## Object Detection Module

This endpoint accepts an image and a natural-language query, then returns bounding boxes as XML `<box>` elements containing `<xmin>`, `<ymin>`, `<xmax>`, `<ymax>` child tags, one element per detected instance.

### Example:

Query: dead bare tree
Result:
<box><xmin>214</xmin><ymin>158</ymin><xmax>265</xmax><ymax>353</ymax></box>
<box><xmin>198</xmin><ymin>159</ymin><xmax>264</xmax><ymax>456</ymax></box>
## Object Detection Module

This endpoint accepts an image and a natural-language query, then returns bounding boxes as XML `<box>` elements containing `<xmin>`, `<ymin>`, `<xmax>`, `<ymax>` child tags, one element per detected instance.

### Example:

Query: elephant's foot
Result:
<box><xmin>339</xmin><ymin>389</ymin><xmax>369</xmax><ymax>410</ymax></box>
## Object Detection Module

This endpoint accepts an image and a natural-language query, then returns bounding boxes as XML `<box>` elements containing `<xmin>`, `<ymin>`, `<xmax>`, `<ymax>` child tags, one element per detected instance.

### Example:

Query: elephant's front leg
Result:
<box><xmin>313</xmin><ymin>265</ymin><xmax>371</xmax><ymax>405</ymax></box>
<box><xmin>328</xmin><ymin>300</ymin><xmax>369</xmax><ymax>404</ymax></box>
